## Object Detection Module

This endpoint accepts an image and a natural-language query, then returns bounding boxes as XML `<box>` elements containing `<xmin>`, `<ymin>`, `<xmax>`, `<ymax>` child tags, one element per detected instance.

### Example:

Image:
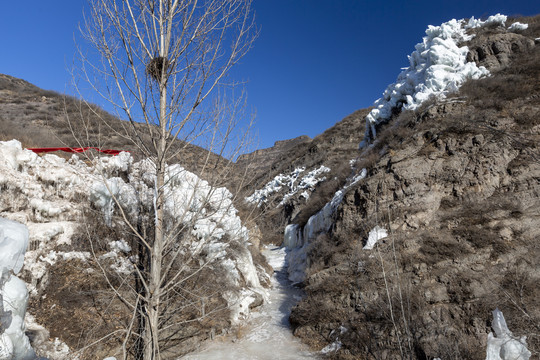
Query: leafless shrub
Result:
<box><xmin>498</xmin><ymin>267</ymin><xmax>540</xmax><ymax>356</ymax></box>
<box><xmin>418</xmin><ymin>231</ymin><xmax>471</xmax><ymax>266</ymax></box>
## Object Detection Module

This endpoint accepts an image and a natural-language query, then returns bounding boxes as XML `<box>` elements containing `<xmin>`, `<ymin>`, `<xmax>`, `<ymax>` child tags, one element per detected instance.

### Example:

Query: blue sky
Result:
<box><xmin>0</xmin><ymin>1</ymin><xmax>538</xmax><ymax>150</ymax></box>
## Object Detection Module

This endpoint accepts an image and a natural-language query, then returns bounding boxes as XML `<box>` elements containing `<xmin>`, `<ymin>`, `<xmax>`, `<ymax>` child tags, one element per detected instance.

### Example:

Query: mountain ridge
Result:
<box><xmin>0</xmin><ymin>12</ymin><xmax>539</xmax><ymax>360</ymax></box>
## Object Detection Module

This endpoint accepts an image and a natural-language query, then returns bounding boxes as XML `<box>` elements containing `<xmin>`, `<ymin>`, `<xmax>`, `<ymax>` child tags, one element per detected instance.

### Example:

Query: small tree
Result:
<box><xmin>74</xmin><ymin>1</ymin><xmax>257</xmax><ymax>359</ymax></box>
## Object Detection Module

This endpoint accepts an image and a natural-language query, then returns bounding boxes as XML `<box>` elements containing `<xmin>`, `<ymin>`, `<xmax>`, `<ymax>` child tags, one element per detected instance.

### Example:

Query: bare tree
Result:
<box><xmin>72</xmin><ymin>1</ymin><xmax>257</xmax><ymax>359</ymax></box>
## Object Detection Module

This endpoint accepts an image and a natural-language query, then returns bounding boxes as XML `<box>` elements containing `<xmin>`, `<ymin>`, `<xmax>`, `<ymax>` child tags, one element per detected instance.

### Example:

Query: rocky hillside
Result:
<box><xmin>236</xmin><ymin>135</ymin><xmax>312</xmax><ymax>179</ymax></box>
<box><xmin>0</xmin><ymin>74</ymin><xmax>229</xmax><ymax>177</ymax></box>
<box><xmin>2</xmin><ymin>11</ymin><xmax>539</xmax><ymax>360</ymax></box>
<box><xmin>244</xmin><ymin>14</ymin><xmax>540</xmax><ymax>359</ymax></box>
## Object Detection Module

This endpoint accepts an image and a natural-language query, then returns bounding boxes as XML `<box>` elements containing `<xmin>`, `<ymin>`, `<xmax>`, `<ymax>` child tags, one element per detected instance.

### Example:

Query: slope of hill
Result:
<box><xmin>236</xmin><ymin>135</ymin><xmax>313</xmax><ymax>179</ymax></box>
<box><xmin>0</xmin><ymin>74</ymin><xmax>231</xmax><ymax>179</ymax></box>
<box><xmin>244</xmin><ymin>13</ymin><xmax>540</xmax><ymax>359</ymax></box>
<box><xmin>0</xmin><ymin>140</ymin><xmax>270</xmax><ymax>359</ymax></box>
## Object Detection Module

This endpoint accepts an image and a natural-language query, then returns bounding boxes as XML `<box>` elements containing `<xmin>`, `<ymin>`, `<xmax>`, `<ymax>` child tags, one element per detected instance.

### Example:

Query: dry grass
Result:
<box><xmin>0</xmin><ymin>73</ymin><xmax>230</xmax><ymax>177</ymax></box>
<box><xmin>288</xmin><ymin>16</ymin><xmax>540</xmax><ymax>358</ymax></box>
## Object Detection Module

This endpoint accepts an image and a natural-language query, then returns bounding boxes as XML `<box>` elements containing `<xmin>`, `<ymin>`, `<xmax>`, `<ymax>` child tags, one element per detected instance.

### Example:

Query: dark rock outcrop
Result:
<box><xmin>466</xmin><ymin>31</ymin><xmax>535</xmax><ymax>71</ymax></box>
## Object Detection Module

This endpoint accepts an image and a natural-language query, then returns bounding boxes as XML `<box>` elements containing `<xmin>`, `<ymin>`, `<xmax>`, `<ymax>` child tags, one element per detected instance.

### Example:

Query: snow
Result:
<box><xmin>360</xmin><ymin>14</ymin><xmax>524</xmax><ymax>147</ymax></box>
<box><xmin>110</xmin><ymin>239</ymin><xmax>131</xmax><ymax>253</ymax></box>
<box><xmin>0</xmin><ymin>218</ymin><xmax>35</xmax><ymax>360</ymax></box>
<box><xmin>93</xmin><ymin>158</ymin><xmax>271</xmax><ymax>323</ymax></box>
<box><xmin>508</xmin><ymin>22</ymin><xmax>528</xmax><ymax>32</ymax></box>
<box><xmin>0</xmin><ymin>140</ymin><xmax>38</xmax><ymax>172</ymax></box>
<box><xmin>0</xmin><ymin>219</ymin><xmax>29</xmax><ymax>274</ymax></box>
<box><xmin>39</xmin><ymin>250</ymin><xmax>89</xmax><ymax>266</ymax></box>
<box><xmin>90</xmin><ymin>177</ymin><xmax>138</xmax><ymax>225</ymax></box>
<box><xmin>486</xmin><ymin>308</ymin><xmax>531</xmax><ymax>360</ymax></box>
<box><xmin>320</xmin><ymin>326</ymin><xmax>347</xmax><ymax>354</ymax></box>
<box><xmin>222</xmin><ymin>289</ymin><xmax>257</xmax><ymax>324</ymax></box>
<box><xmin>245</xmin><ymin>166</ymin><xmax>330</xmax><ymax>206</ymax></box>
<box><xmin>0</xmin><ymin>138</ymin><xmax>269</xmax><ymax>346</ymax></box>
<box><xmin>284</xmin><ymin>169</ymin><xmax>367</xmax><ymax>283</ymax></box>
<box><xmin>465</xmin><ymin>14</ymin><xmax>508</xmax><ymax>28</ymax></box>
<box><xmin>363</xmin><ymin>226</ymin><xmax>388</xmax><ymax>250</ymax></box>
<box><xmin>320</xmin><ymin>340</ymin><xmax>342</xmax><ymax>354</ymax></box>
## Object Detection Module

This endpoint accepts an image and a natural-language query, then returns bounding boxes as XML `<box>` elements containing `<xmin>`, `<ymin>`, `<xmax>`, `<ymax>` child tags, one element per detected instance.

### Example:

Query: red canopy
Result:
<box><xmin>28</xmin><ymin>147</ymin><xmax>126</xmax><ymax>155</ymax></box>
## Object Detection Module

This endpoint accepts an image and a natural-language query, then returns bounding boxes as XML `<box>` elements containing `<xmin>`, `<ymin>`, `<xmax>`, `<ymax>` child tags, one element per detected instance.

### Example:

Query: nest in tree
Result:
<box><xmin>146</xmin><ymin>56</ymin><xmax>169</xmax><ymax>81</ymax></box>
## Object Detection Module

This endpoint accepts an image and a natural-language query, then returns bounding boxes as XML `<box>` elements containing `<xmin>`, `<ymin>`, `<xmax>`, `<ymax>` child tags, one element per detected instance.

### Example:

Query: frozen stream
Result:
<box><xmin>180</xmin><ymin>246</ymin><xmax>318</xmax><ymax>359</ymax></box>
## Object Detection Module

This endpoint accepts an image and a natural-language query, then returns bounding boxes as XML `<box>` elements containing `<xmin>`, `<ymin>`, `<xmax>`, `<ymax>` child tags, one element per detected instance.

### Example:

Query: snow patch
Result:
<box><xmin>0</xmin><ymin>219</ymin><xmax>29</xmax><ymax>274</ymax></box>
<box><xmin>0</xmin><ymin>139</ymin><xmax>268</xmax><ymax>329</ymax></box>
<box><xmin>508</xmin><ymin>22</ymin><xmax>528</xmax><ymax>32</ymax></box>
<box><xmin>321</xmin><ymin>340</ymin><xmax>342</xmax><ymax>354</ymax></box>
<box><xmin>246</xmin><ymin>166</ymin><xmax>330</xmax><ymax>207</ymax></box>
<box><xmin>363</xmin><ymin>226</ymin><xmax>388</xmax><ymax>250</ymax></box>
<box><xmin>0</xmin><ymin>218</ymin><xmax>36</xmax><ymax>359</ymax></box>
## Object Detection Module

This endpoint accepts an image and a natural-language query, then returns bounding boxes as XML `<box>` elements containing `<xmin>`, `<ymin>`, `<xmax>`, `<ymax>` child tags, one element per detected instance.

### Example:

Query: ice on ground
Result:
<box><xmin>0</xmin><ymin>218</ymin><xmax>36</xmax><ymax>360</ymax></box>
<box><xmin>245</xmin><ymin>166</ymin><xmax>330</xmax><ymax>207</ymax></box>
<box><xmin>486</xmin><ymin>308</ymin><xmax>531</xmax><ymax>360</ymax></box>
<box><xmin>363</xmin><ymin>226</ymin><xmax>388</xmax><ymax>250</ymax></box>
<box><xmin>180</xmin><ymin>246</ymin><xmax>316</xmax><ymax>360</ymax></box>
<box><xmin>0</xmin><ymin>138</ymin><xmax>268</xmax><ymax>332</ymax></box>
<box><xmin>284</xmin><ymin>169</ymin><xmax>367</xmax><ymax>283</ymax></box>
<box><xmin>360</xmin><ymin>14</ymin><xmax>524</xmax><ymax>147</ymax></box>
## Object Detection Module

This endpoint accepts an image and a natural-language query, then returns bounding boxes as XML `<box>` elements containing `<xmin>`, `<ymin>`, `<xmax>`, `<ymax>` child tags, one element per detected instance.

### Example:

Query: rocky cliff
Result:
<box><xmin>246</xmin><ymin>14</ymin><xmax>540</xmax><ymax>359</ymax></box>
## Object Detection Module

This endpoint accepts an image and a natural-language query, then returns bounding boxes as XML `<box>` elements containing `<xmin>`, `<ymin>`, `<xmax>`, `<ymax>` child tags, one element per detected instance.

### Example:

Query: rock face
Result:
<box><xmin>466</xmin><ymin>31</ymin><xmax>535</xmax><ymax>71</ymax></box>
<box><xmin>289</xmin><ymin>99</ymin><xmax>540</xmax><ymax>358</ymax></box>
<box><xmin>286</xmin><ymin>25</ymin><xmax>540</xmax><ymax>360</ymax></box>
<box><xmin>240</xmin><ymin>14</ymin><xmax>540</xmax><ymax>360</ymax></box>
<box><xmin>236</xmin><ymin>135</ymin><xmax>312</xmax><ymax>180</ymax></box>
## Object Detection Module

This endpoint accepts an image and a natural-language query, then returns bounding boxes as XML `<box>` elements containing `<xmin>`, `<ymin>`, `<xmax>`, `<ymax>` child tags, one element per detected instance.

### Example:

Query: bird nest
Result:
<box><xmin>146</xmin><ymin>56</ymin><xmax>169</xmax><ymax>81</ymax></box>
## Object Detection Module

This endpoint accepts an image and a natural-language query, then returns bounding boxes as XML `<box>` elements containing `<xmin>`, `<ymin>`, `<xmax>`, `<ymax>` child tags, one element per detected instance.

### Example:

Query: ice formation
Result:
<box><xmin>0</xmin><ymin>218</ymin><xmax>36</xmax><ymax>360</ymax></box>
<box><xmin>88</xmin><ymin>151</ymin><xmax>267</xmax><ymax>323</ymax></box>
<box><xmin>245</xmin><ymin>165</ymin><xmax>330</xmax><ymax>206</ymax></box>
<box><xmin>0</xmin><ymin>138</ymin><xmax>268</xmax><ymax>358</ymax></box>
<box><xmin>360</xmin><ymin>14</ymin><xmax>521</xmax><ymax>147</ymax></box>
<box><xmin>180</xmin><ymin>246</ymin><xmax>316</xmax><ymax>359</ymax></box>
<box><xmin>486</xmin><ymin>308</ymin><xmax>531</xmax><ymax>360</ymax></box>
<box><xmin>508</xmin><ymin>22</ymin><xmax>528</xmax><ymax>32</ymax></box>
<box><xmin>363</xmin><ymin>226</ymin><xmax>388</xmax><ymax>250</ymax></box>
<box><xmin>284</xmin><ymin>169</ymin><xmax>367</xmax><ymax>283</ymax></box>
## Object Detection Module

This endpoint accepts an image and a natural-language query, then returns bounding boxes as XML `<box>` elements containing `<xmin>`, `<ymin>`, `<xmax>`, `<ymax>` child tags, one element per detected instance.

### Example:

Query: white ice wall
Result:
<box><xmin>283</xmin><ymin>170</ymin><xmax>367</xmax><ymax>283</ymax></box>
<box><xmin>360</xmin><ymin>14</ymin><xmax>516</xmax><ymax>147</ymax></box>
<box><xmin>0</xmin><ymin>218</ymin><xmax>35</xmax><ymax>360</ymax></box>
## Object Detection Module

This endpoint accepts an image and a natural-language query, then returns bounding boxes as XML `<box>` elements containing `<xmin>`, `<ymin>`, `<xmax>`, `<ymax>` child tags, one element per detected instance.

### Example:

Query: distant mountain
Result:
<box><xmin>236</xmin><ymin>135</ymin><xmax>313</xmax><ymax>179</ymax></box>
